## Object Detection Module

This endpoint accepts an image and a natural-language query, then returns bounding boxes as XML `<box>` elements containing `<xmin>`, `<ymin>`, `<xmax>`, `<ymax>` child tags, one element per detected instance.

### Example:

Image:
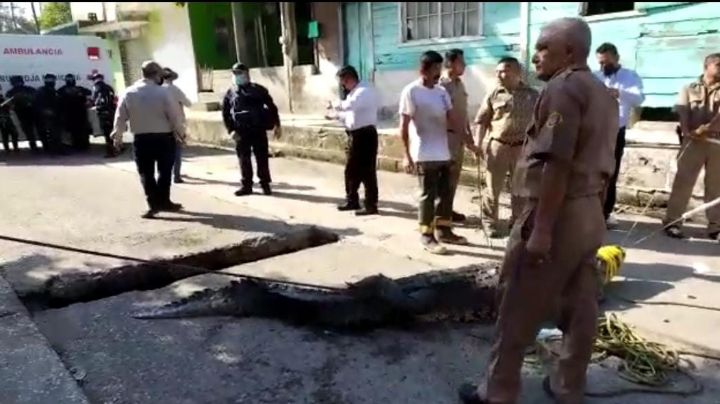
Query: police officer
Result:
<box><xmin>664</xmin><ymin>53</ymin><xmax>720</xmax><ymax>242</ymax></box>
<box><xmin>58</xmin><ymin>73</ymin><xmax>92</xmax><ymax>151</ymax></box>
<box><xmin>439</xmin><ymin>49</ymin><xmax>479</xmax><ymax>223</ymax></box>
<box><xmin>222</xmin><ymin>62</ymin><xmax>281</xmax><ymax>196</ymax></box>
<box><xmin>460</xmin><ymin>18</ymin><xmax>617</xmax><ymax>403</ymax></box>
<box><xmin>90</xmin><ymin>73</ymin><xmax>117</xmax><ymax>157</ymax></box>
<box><xmin>34</xmin><ymin>74</ymin><xmax>64</xmax><ymax>155</ymax></box>
<box><xmin>5</xmin><ymin>76</ymin><xmax>37</xmax><ymax>152</ymax></box>
<box><xmin>0</xmin><ymin>85</ymin><xmax>19</xmax><ymax>152</ymax></box>
<box><xmin>475</xmin><ymin>56</ymin><xmax>539</xmax><ymax>236</ymax></box>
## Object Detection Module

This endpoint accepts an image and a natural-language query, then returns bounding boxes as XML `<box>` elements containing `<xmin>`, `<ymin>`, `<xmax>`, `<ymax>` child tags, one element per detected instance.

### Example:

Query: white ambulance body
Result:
<box><xmin>0</xmin><ymin>34</ymin><xmax>115</xmax><ymax>138</ymax></box>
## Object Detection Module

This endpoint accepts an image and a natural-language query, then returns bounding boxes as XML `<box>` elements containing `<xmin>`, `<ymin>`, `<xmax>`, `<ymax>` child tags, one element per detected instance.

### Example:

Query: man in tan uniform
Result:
<box><xmin>664</xmin><ymin>53</ymin><xmax>720</xmax><ymax>242</ymax></box>
<box><xmin>439</xmin><ymin>49</ymin><xmax>477</xmax><ymax>223</ymax></box>
<box><xmin>460</xmin><ymin>18</ymin><xmax>617</xmax><ymax>404</ymax></box>
<box><xmin>475</xmin><ymin>57</ymin><xmax>539</xmax><ymax>236</ymax></box>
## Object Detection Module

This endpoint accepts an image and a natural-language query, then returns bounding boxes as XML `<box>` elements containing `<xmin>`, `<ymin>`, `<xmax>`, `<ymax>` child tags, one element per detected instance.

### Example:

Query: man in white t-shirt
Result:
<box><xmin>399</xmin><ymin>50</ymin><xmax>478</xmax><ymax>254</ymax></box>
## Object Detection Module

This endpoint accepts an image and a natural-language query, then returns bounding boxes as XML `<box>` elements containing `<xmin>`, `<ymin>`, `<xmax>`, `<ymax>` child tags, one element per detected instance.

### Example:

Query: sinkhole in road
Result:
<box><xmin>22</xmin><ymin>226</ymin><xmax>339</xmax><ymax>311</ymax></box>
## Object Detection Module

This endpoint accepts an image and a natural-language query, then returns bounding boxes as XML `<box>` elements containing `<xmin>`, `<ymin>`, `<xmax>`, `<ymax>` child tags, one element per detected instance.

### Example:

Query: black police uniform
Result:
<box><xmin>0</xmin><ymin>92</ymin><xmax>19</xmax><ymax>152</ymax></box>
<box><xmin>91</xmin><ymin>78</ymin><xmax>117</xmax><ymax>156</ymax></box>
<box><xmin>58</xmin><ymin>78</ymin><xmax>92</xmax><ymax>151</ymax></box>
<box><xmin>34</xmin><ymin>77</ymin><xmax>63</xmax><ymax>154</ymax></box>
<box><xmin>222</xmin><ymin>81</ymin><xmax>279</xmax><ymax>193</ymax></box>
<box><xmin>6</xmin><ymin>78</ymin><xmax>37</xmax><ymax>151</ymax></box>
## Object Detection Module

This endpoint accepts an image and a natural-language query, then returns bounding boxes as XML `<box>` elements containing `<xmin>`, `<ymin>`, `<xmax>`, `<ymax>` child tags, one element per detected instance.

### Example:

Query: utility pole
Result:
<box><xmin>9</xmin><ymin>2</ymin><xmax>17</xmax><ymax>30</ymax></box>
<box><xmin>279</xmin><ymin>2</ymin><xmax>296</xmax><ymax>112</ymax></box>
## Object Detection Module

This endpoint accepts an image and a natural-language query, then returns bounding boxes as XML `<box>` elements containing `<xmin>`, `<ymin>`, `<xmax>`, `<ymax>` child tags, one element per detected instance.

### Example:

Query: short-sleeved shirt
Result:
<box><xmin>475</xmin><ymin>83</ymin><xmax>539</xmax><ymax>144</ymax></box>
<box><xmin>676</xmin><ymin>77</ymin><xmax>720</xmax><ymax>137</ymax></box>
<box><xmin>439</xmin><ymin>75</ymin><xmax>468</xmax><ymax>152</ymax></box>
<box><xmin>514</xmin><ymin>66</ymin><xmax>618</xmax><ymax>199</ymax></box>
<box><xmin>399</xmin><ymin>79</ymin><xmax>452</xmax><ymax>162</ymax></box>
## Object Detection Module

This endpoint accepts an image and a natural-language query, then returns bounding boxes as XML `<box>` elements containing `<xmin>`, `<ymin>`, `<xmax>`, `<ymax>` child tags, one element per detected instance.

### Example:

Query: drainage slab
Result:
<box><xmin>32</xmin><ymin>243</ymin><xmax>495</xmax><ymax>404</ymax></box>
<box><xmin>20</xmin><ymin>226</ymin><xmax>339</xmax><ymax>310</ymax></box>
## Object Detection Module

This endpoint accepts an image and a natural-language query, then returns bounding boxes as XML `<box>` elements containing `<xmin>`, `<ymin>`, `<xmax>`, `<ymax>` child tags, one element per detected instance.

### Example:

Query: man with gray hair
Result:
<box><xmin>112</xmin><ymin>61</ymin><xmax>186</xmax><ymax>219</ymax></box>
<box><xmin>460</xmin><ymin>17</ymin><xmax>617</xmax><ymax>403</ymax></box>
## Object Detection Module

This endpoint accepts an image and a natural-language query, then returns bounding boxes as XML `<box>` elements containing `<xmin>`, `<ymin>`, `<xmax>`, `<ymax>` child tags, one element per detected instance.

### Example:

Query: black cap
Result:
<box><xmin>9</xmin><ymin>75</ymin><xmax>23</xmax><ymax>84</ymax></box>
<box><xmin>44</xmin><ymin>74</ymin><xmax>57</xmax><ymax>80</ymax></box>
<box><xmin>65</xmin><ymin>74</ymin><xmax>75</xmax><ymax>81</ymax></box>
<box><xmin>231</xmin><ymin>62</ymin><xmax>249</xmax><ymax>73</ymax></box>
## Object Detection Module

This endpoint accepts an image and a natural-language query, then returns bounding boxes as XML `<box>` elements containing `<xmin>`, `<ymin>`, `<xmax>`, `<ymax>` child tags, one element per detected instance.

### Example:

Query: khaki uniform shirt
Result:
<box><xmin>475</xmin><ymin>83</ymin><xmax>539</xmax><ymax>144</ymax></box>
<box><xmin>439</xmin><ymin>75</ymin><xmax>468</xmax><ymax>153</ymax></box>
<box><xmin>676</xmin><ymin>77</ymin><xmax>720</xmax><ymax>137</ymax></box>
<box><xmin>515</xmin><ymin>66</ymin><xmax>618</xmax><ymax>199</ymax></box>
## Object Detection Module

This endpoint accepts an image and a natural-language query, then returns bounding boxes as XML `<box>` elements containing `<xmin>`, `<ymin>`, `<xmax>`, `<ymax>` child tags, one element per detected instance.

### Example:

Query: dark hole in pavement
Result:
<box><xmin>22</xmin><ymin>226</ymin><xmax>339</xmax><ymax>312</ymax></box>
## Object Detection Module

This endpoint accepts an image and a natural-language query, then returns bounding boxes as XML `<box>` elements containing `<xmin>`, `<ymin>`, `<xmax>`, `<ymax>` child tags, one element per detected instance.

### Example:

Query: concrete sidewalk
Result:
<box><xmin>115</xmin><ymin>145</ymin><xmax>719</xmax><ymax>355</ymax></box>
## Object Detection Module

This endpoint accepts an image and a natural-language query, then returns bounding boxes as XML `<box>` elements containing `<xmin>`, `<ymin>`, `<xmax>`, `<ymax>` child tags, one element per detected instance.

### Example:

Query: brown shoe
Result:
<box><xmin>436</xmin><ymin>228</ymin><xmax>468</xmax><ymax>245</ymax></box>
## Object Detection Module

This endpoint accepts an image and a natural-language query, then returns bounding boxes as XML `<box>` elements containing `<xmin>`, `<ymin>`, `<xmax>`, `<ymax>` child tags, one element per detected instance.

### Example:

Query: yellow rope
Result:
<box><xmin>596</xmin><ymin>244</ymin><xmax>626</xmax><ymax>285</ymax></box>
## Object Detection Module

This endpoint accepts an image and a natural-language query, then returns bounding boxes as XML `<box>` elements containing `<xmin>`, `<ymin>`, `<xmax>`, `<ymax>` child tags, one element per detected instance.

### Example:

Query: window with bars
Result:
<box><xmin>401</xmin><ymin>2</ymin><xmax>482</xmax><ymax>42</ymax></box>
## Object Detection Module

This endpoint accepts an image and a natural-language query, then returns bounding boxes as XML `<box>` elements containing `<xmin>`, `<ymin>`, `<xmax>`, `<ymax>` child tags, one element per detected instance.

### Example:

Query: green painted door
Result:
<box><xmin>343</xmin><ymin>2</ymin><xmax>374</xmax><ymax>82</ymax></box>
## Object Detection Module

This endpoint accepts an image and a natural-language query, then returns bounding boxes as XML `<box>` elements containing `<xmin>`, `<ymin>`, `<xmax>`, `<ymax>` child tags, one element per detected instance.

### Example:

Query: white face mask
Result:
<box><xmin>234</xmin><ymin>74</ymin><xmax>249</xmax><ymax>86</ymax></box>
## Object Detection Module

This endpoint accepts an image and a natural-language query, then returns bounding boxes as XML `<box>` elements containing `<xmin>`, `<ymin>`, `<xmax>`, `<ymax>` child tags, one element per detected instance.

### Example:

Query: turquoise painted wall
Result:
<box><xmin>528</xmin><ymin>2</ymin><xmax>720</xmax><ymax>108</ymax></box>
<box><xmin>371</xmin><ymin>2</ymin><xmax>522</xmax><ymax>71</ymax></box>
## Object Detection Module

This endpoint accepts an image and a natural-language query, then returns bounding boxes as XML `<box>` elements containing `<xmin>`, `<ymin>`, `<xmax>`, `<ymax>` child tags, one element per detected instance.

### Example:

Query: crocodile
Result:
<box><xmin>132</xmin><ymin>263</ymin><xmax>500</xmax><ymax>330</ymax></box>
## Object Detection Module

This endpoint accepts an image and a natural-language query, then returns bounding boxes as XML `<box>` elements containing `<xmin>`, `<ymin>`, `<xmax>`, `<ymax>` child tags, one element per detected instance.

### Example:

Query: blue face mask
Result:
<box><xmin>234</xmin><ymin>74</ymin><xmax>249</xmax><ymax>86</ymax></box>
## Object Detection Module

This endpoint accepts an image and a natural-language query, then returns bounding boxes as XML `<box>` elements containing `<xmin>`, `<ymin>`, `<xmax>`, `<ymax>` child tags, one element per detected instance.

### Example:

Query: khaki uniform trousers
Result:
<box><xmin>482</xmin><ymin>195</ymin><xmax>604</xmax><ymax>404</ymax></box>
<box><xmin>485</xmin><ymin>138</ymin><xmax>523</xmax><ymax>228</ymax></box>
<box><xmin>664</xmin><ymin>139</ymin><xmax>720</xmax><ymax>235</ymax></box>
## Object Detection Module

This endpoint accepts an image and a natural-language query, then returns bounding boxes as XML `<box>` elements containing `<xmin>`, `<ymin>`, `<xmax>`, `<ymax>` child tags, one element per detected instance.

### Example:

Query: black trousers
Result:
<box><xmin>344</xmin><ymin>125</ymin><xmax>379</xmax><ymax>208</ymax></box>
<box><xmin>37</xmin><ymin>115</ymin><xmax>63</xmax><ymax>155</ymax></box>
<box><xmin>98</xmin><ymin>112</ymin><xmax>115</xmax><ymax>155</ymax></box>
<box><xmin>134</xmin><ymin>133</ymin><xmax>177</xmax><ymax>209</ymax></box>
<box><xmin>16</xmin><ymin>110</ymin><xmax>37</xmax><ymax>151</ymax></box>
<box><xmin>1</xmin><ymin>117</ymin><xmax>18</xmax><ymax>151</ymax></box>
<box><xmin>235</xmin><ymin>129</ymin><xmax>271</xmax><ymax>188</ymax></box>
<box><xmin>66</xmin><ymin>113</ymin><xmax>90</xmax><ymax>151</ymax></box>
<box><xmin>604</xmin><ymin>127</ymin><xmax>626</xmax><ymax>219</ymax></box>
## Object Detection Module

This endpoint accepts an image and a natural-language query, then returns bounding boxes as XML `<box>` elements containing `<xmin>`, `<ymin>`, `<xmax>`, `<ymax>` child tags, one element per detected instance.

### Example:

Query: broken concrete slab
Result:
<box><xmin>0</xmin><ymin>276</ymin><xmax>89</xmax><ymax>404</ymax></box>
<box><xmin>0</xmin><ymin>157</ymin><xmax>343</xmax><ymax>302</ymax></box>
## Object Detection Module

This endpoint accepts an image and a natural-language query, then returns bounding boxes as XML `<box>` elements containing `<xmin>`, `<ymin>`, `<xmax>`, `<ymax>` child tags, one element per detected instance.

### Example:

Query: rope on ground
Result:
<box><xmin>588</xmin><ymin>313</ymin><xmax>704</xmax><ymax>397</ymax></box>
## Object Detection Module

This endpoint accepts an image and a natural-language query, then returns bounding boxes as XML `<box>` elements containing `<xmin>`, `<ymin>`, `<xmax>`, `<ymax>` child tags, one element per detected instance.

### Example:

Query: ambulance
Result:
<box><xmin>0</xmin><ymin>34</ymin><xmax>116</xmax><ymax>138</ymax></box>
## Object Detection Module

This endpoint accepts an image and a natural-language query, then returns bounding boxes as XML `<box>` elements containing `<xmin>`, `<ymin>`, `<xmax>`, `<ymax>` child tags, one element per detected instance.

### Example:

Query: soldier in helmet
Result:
<box><xmin>222</xmin><ymin>62</ymin><xmax>281</xmax><ymax>196</ymax></box>
<box><xmin>58</xmin><ymin>73</ymin><xmax>92</xmax><ymax>151</ymax></box>
<box><xmin>90</xmin><ymin>73</ymin><xmax>118</xmax><ymax>157</ymax></box>
<box><xmin>33</xmin><ymin>74</ymin><xmax>63</xmax><ymax>154</ymax></box>
<box><xmin>5</xmin><ymin>75</ymin><xmax>37</xmax><ymax>152</ymax></box>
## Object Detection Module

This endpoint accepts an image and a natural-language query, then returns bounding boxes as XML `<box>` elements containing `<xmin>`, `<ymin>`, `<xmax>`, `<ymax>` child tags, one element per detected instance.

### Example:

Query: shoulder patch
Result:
<box><xmin>546</xmin><ymin>111</ymin><xmax>563</xmax><ymax>128</ymax></box>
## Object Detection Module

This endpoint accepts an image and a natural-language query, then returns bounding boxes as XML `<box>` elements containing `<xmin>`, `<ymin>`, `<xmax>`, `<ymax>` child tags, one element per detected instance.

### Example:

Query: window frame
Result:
<box><xmin>398</xmin><ymin>2</ymin><xmax>485</xmax><ymax>45</ymax></box>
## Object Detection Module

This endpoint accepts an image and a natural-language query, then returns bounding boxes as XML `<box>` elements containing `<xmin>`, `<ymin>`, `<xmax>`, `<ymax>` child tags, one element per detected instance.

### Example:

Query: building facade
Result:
<box><xmin>349</xmin><ymin>1</ymin><xmax>720</xmax><ymax>120</ymax></box>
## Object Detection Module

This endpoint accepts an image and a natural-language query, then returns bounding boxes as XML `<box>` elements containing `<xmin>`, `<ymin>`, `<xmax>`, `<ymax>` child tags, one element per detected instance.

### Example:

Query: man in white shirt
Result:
<box><xmin>327</xmin><ymin>65</ymin><xmax>380</xmax><ymax>216</ymax></box>
<box><xmin>399</xmin><ymin>50</ymin><xmax>474</xmax><ymax>254</ymax></box>
<box><xmin>594</xmin><ymin>42</ymin><xmax>645</xmax><ymax>226</ymax></box>
<box><xmin>112</xmin><ymin>61</ymin><xmax>185</xmax><ymax>219</ymax></box>
<box><xmin>162</xmin><ymin>67</ymin><xmax>193</xmax><ymax>184</ymax></box>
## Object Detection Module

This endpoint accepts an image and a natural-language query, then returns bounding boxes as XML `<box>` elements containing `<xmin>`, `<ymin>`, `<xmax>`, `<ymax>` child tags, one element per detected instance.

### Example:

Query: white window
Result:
<box><xmin>401</xmin><ymin>2</ymin><xmax>482</xmax><ymax>42</ymax></box>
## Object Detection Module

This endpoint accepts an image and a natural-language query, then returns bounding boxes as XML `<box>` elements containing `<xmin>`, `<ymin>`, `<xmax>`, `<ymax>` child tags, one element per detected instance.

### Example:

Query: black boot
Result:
<box><xmin>234</xmin><ymin>187</ymin><xmax>253</xmax><ymax>197</ymax></box>
<box><xmin>337</xmin><ymin>201</ymin><xmax>361</xmax><ymax>211</ymax></box>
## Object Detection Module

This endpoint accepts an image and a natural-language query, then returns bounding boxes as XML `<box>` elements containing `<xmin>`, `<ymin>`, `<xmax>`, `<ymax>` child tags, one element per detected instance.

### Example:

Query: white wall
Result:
<box><xmin>145</xmin><ymin>3</ymin><xmax>198</xmax><ymax>102</ymax></box>
<box><xmin>373</xmin><ymin>65</ymin><xmax>499</xmax><ymax>120</ymax></box>
<box><xmin>112</xmin><ymin>3</ymin><xmax>198</xmax><ymax>103</ymax></box>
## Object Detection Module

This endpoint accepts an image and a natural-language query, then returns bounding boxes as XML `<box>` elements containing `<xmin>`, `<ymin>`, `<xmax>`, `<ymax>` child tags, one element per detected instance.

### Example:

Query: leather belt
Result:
<box><xmin>490</xmin><ymin>138</ymin><xmax>524</xmax><ymax>147</ymax></box>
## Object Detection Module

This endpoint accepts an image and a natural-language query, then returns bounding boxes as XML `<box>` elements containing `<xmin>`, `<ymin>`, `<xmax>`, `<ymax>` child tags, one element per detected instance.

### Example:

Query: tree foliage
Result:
<box><xmin>0</xmin><ymin>3</ymin><xmax>38</xmax><ymax>34</ymax></box>
<box><xmin>38</xmin><ymin>2</ymin><xmax>72</xmax><ymax>30</ymax></box>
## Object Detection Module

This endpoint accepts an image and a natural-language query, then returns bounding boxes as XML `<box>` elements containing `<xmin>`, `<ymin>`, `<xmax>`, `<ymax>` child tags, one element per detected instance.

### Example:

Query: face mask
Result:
<box><xmin>234</xmin><ymin>74</ymin><xmax>249</xmax><ymax>86</ymax></box>
<box><xmin>44</xmin><ymin>81</ymin><xmax>56</xmax><ymax>88</ymax></box>
<box><xmin>66</xmin><ymin>80</ymin><xmax>76</xmax><ymax>86</ymax></box>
